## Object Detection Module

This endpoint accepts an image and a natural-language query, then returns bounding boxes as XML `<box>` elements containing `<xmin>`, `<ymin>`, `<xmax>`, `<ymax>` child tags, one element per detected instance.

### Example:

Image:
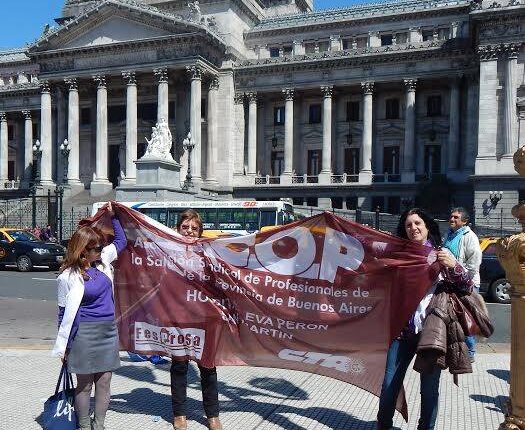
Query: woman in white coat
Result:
<box><xmin>52</xmin><ymin>202</ymin><xmax>127</xmax><ymax>430</ymax></box>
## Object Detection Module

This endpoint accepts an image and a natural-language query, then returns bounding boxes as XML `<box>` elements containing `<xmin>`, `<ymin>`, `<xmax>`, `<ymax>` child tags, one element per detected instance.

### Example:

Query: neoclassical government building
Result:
<box><xmin>0</xmin><ymin>0</ymin><xmax>523</xmax><ymax>221</ymax></box>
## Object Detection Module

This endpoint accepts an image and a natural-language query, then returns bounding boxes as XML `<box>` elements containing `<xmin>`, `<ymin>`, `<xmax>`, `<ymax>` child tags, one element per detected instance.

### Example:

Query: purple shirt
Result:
<box><xmin>58</xmin><ymin>218</ymin><xmax>126</xmax><ymax>328</ymax></box>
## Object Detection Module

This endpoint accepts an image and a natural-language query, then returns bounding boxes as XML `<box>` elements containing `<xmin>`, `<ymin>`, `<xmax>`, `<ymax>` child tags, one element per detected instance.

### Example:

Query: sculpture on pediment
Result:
<box><xmin>142</xmin><ymin>118</ymin><xmax>174</xmax><ymax>161</ymax></box>
<box><xmin>187</xmin><ymin>0</ymin><xmax>202</xmax><ymax>22</ymax></box>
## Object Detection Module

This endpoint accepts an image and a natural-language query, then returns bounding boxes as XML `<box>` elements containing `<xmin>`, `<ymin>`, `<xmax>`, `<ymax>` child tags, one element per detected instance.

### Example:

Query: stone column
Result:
<box><xmin>402</xmin><ymin>78</ymin><xmax>417</xmax><ymax>182</ymax></box>
<box><xmin>0</xmin><ymin>112</ymin><xmax>7</xmax><ymax>183</ymax></box>
<box><xmin>282</xmin><ymin>88</ymin><xmax>294</xmax><ymax>182</ymax></box>
<box><xmin>206</xmin><ymin>77</ymin><xmax>219</xmax><ymax>185</ymax></box>
<box><xmin>187</xmin><ymin>65</ymin><xmax>203</xmax><ymax>183</ymax></box>
<box><xmin>320</xmin><ymin>85</ymin><xmax>333</xmax><ymax>184</ymax></box>
<box><xmin>504</xmin><ymin>44</ymin><xmax>519</xmax><ymax>155</ymax></box>
<box><xmin>91</xmin><ymin>74</ymin><xmax>112</xmax><ymax>196</ymax></box>
<box><xmin>476</xmin><ymin>46</ymin><xmax>499</xmax><ymax>173</ymax></box>
<box><xmin>233</xmin><ymin>93</ymin><xmax>245</xmax><ymax>177</ymax></box>
<box><xmin>246</xmin><ymin>91</ymin><xmax>257</xmax><ymax>176</ymax></box>
<box><xmin>64</xmin><ymin>77</ymin><xmax>81</xmax><ymax>186</ymax></box>
<box><xmin>360</xmin><ymin>81</ymin><xmax>374</xmax><ymax>184</ymax></box>
<box><xmin>122</xmin><ymin>71</ymin><xmax>137</xmax><ymax>184</ymax></box>
<box><xmin>39</xmin><ymin>82</ymin><xmax>54</xmax><ymax>185</ymax></box>
<box><xmin>465</xmin><ymin>74</ymin><xmax>479</xmax><ymax>170</ymax></box>
<box><xmin>448</xmin><ymin>77</ymin><xmax>461</xmax><ymax>171</ymax></box>
<box><xmin>21</xmin><ymin>110</ymin><xmax>33</xmax><ymax>185</ymax></box>
<box><xmin>56</xmin><ymin>87</ymin><xmax>66</xmax><ymax>185</ymax></box>
<box><xmin>154</xmin><ymin>67</ymin><xmax>169</xmax><ymax>124</ymax></box>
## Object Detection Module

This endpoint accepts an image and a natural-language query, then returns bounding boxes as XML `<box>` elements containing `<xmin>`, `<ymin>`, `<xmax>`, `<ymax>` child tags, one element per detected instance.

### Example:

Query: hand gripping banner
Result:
<box><xmin>85</xmin><ymin>204</ymin><xmax>441</xmax><ymax>419</ymax></box>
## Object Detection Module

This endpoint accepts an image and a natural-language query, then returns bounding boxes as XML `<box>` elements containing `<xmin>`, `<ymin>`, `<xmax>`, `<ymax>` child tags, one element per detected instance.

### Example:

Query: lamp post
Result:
<box><xmin>32</xmin><ymin>139</ymin><xmax>42</xmax><ymax>185</ymax></box>
<box><xmin>60</xmin><ymin>138</ymin><xmax>70</xmax><ymax>184</ymax></box>
<box><xmin>182</xmin><ymin>131</ymin><xmax>195</xmax><ymax>191</ymax></box>
<box><xmin>55</xmin><ymin>184</ymin><xmax>64</xmax><ymax>243</ymax></box>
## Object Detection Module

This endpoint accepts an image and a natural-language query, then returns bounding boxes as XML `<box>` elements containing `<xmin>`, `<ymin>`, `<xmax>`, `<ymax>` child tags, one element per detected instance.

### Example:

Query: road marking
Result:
<box><xmin>31</xmin><ymin>278</ymin><xmax>56</xmax><ymax>281</ymax></box>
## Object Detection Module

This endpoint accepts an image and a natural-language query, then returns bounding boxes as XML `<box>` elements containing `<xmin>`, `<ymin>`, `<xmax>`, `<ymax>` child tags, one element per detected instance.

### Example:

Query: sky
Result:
<box><xmin>0</xmin><ymin>0</ymin><xmax>365</xmax><ymax>50</ymax></box>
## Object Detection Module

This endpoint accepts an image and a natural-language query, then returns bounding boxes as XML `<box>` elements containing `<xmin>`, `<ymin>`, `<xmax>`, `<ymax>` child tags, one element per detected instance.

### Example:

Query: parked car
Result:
<box><xmin>479</xmin><ymin>238</ymin><xmax>510</xmax><ymax>304</ymax></box>
<box><xmin>0</xmin><ymin>228</ymin><xmax>66</xmax><ymax>272</ymax></box>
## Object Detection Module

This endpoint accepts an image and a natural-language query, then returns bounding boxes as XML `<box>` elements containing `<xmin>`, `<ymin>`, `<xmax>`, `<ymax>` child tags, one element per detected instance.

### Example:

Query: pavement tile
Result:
<box><xmin>0</xmin><ymin>349</ymin><xmax>510</xmax><ymax>430</ymax></box>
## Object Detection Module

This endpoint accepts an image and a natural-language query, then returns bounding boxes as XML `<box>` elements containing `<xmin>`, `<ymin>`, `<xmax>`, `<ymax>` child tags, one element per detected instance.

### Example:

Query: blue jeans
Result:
<box><xmin>377</xmin><ymin>336</ymin><xmax>442</xmax><ymax>430</ymax></box>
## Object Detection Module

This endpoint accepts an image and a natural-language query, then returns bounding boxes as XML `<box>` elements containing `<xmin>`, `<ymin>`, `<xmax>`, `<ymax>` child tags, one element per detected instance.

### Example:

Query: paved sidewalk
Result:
<box><xmin>2</xmin><ymin>347</ymin><xmax>509</xmax><ymax>430</ymax></box>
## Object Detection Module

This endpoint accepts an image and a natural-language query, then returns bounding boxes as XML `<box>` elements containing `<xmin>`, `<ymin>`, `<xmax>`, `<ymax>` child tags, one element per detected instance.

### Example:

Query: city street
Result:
<box><xmin>0</xmin><ymin>269</ymin><xmax>512</xmax><ymax>347</ymax></box>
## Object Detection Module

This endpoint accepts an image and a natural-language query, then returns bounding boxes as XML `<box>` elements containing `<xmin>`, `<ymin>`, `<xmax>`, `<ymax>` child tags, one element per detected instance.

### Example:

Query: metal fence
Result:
<box><xmin>0</xmin><ymin>195</ymin><xmax>91</xmax><ymax>242</ymax></box>
<box><xmin>293</xmin><ymin>205</ymin><xmax>522</xmax><ymax>238</ymax></box>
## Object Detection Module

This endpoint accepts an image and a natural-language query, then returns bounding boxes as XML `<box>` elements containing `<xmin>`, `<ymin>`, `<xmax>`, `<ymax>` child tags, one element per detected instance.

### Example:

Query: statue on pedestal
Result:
<box><xmin>142</xmin><ymin>118</ymin><xmax>174</xmax><ymax>162</ymax></box>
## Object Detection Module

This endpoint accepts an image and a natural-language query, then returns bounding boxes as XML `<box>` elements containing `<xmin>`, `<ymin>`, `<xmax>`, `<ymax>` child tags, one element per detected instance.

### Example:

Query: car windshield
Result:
<box><xmin>8</xmin><ymin>230</ymin><xmax>40</xmax><ymax>242</ymax></box>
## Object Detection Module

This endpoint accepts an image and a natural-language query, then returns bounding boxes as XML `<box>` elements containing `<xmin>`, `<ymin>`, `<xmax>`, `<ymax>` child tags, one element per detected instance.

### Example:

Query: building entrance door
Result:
<box><xmin>108</xmin><ymin>144</ymin><xmax>120</xmax><ymax>188</ymax></box>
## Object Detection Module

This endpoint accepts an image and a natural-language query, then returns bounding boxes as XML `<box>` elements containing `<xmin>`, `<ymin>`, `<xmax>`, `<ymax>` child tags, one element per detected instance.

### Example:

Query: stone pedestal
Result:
<box><xmin>116</xmin><ymin>158</ymin><xmax>195</xmax><ymax>201</ymax></box>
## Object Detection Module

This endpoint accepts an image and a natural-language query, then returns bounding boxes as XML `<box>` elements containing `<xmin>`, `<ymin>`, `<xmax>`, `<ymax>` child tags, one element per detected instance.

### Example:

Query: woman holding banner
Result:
<box><xmin>52</xmin><ymin>202</ymin><xmax>127</xmax><ymax>430</ymax></box>
<box><xmin>171</xmin><ymin>209</ymin><xmax>223</xmax><ymax>430</ymax></box>
<box><xmin>376</xmin><ymin>208</ymin><xmax>474</xmax><ymax>430</ymax></box>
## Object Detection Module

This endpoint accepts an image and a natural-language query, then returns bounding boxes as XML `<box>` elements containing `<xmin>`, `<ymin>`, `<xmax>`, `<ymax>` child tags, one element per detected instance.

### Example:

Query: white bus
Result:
<box><xmin>92</xmin><ymin>200</ymin><xmax>294</xmax><ymax>236</ymax></box>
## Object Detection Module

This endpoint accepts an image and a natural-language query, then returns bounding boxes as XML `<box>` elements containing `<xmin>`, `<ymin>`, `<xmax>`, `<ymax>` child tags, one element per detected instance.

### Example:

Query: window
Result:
<box><xmin>307</xmin><ymin>150</ymin><xmax>322</xmax><ymax>175</ymax></box>
<box><xmin>484</xmin><ymin>243</ymin><xmax>496</xmax><ymax>255</ymax></box>
<box><xmin>346</xmin><ymin>196</ymin><xmax>358</xmax><ymax>210</ymax></box>
<box><xmin>271</xmin><ymin>151</ymin><xmax>284</xmax><ymax>176</ymax></box>
<box><xmin>201</xmin><ymin>98</ymin><xmax>206</xmax><ymax>119</ymax></box>
<box><xmin>269</xmin><ymin>47</ymin><xmax>280</xmax><ymax>57</ymax></box>
<box><xmin>8</xmin><ymin>160</ymin><xmax>14</xmax><ymax>180</ymax></box>
<box><xmin>138</xmin><ymin>103</ymin><xmax>157</xmax><ymax>121</ymax></box>
<box><xmin>283</xmin><ymin>46</ymin><xmax>292</xmax><ymax>56</ymax></box>
<box><xmin>381</xmin><ymin>34</ymin><xmax>393</xmax><ymax>46</ymax></box>
<box><xmin>383</xmin><ymin>146</ymin><xmax>399</xmax><ymax>174</ymax></box>
<box><xmin>309</xmin><ymin>104</ymin><xmax>322</xmax><ymax>123</ymax></box>
<box><xmin>385</xmin><ymin>98</ymin><xmax>400</xmax><ymax>119</ymax></box>
<box><xmin>8</xmin><ymin>125</ymin><xmax>14</xmax><ymax>140</ymax></box>
<box><xmin>274</xmin><ymin>106</ymin><xmax>285</xmax><ymax>125</ymax></box>
<box><xmin>346</xmin><ymin>101</ymin><xmax>360</xmax><ymax>121</ymax></box>
<box><xmin>519</xmin><ymin>189</ymin><xmax>525</xmax><ymax>202</ymax></box>
<box><xmin>331</xmin><ymin>197</ymin><xmax>343</xmax><ymax>209</ymax></box>
<box><xmin>108</xmin><ymin>105</ymin><xmax>126</xmax><ymax>123</ymax></box>
<box><xmin>344</xmin><ymin>148</ymin><xmax>360</xmax><ymax>174</ymax></box>
<box><xmin>422</xmin><ymin>29</ymin><xmax>434</xmax><ymax>41</ymax></box>
<box><xmin>81</xmin><ymin>108</ymin><xmax>91</xmax><ymax>126</ymax></box>
<box><xmin>424</xmin><ymin>145</ymin><xmax>441</xmax><ymax>174</ymax></box>
<box><xmin>32</xmin><ymin>122</ymin><xmax>40</xmax><ymax>139</ymax></box>
<box><xmin>371</xmin><ymin>196</ymin><xmax>384</xmax><ymax>211</ymax></box>
<box><xmin>427</xmin><ymin>95</ymin><xmax>442</xmax><ymax>117</ymax></box>
<box><xmin>306</xmin><ymin>197</ymin><xmax>318</xmax><ymax>206</ymax></box>
<box><xmin>387</xmin><ymin>196</ymin><xmax>401</xmax><ymax>214</ymax></box>
<box><xmin>342</xmin><ymin>39</ymin><xmax>350</xmax><ymax>50</ymax></box>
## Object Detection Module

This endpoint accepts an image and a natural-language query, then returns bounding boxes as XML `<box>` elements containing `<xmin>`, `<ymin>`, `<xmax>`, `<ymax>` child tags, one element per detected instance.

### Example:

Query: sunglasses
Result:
<box><xmin>86</xmin><ymin>245</ymin><xmax>103</xmax><ymax>252</ymax></box>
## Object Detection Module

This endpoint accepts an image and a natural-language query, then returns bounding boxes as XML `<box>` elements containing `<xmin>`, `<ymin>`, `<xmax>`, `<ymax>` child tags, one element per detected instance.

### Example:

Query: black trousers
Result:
<box><xmin>170</xmin><ymin>360</ymin><xmax>220</xmax><ymax>418</ymax></box>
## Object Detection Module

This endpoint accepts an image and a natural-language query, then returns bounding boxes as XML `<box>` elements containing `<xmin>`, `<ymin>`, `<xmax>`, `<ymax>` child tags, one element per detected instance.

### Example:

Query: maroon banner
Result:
<box><xmin>86</xmin><ymin>204</ymin><xmax>441</xmax><ymax>419</ymax></box>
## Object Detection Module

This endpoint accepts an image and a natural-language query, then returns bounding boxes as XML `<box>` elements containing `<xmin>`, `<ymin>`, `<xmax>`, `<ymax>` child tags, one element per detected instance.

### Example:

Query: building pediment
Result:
<box><xmin>29</xmin><ymin>0</ymin><xmax>224</xmax><ymax>54</ymax></box>
<box><xmin>60</xmin><ymin>16</ymin><xmax>172</xmax><ymax>49</ymax></box>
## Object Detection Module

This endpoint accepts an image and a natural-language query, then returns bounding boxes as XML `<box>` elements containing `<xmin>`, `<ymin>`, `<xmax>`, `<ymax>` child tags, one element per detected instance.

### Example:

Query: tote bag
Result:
<box><xmin>42</xmin><ymin>363</ymin><xmax>77</xmax><ymax>430</ymax></box>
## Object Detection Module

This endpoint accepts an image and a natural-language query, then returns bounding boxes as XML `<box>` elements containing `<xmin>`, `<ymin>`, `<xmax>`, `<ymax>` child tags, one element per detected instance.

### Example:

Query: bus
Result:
<box><xmin>92</xmin><ymin>200</ymin><xmax>295</xmax><ymax>236</ymax></box>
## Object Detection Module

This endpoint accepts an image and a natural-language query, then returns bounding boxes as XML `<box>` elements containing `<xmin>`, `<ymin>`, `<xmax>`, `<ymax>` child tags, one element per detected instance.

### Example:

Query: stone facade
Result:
<box><xmin>0</xmin><ymin>0</ymin><xmax>523</xmax><ymax>226</ymax></box>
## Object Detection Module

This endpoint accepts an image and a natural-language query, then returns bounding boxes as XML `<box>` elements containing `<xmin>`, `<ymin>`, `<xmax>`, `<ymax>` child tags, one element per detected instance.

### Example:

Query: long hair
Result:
<box><xmin>176</xmin><ymin>209</ymin><xmax>203</xmax><ymax>237</ymax></box>
<box><xmin>397</xmin><ymin>208</ymin><xmax>442</xmax><ymax>248</ymax></box>
<box><xmin>60</xmin><ymin>226</ymin><xmax>106</xmax><ymax>277</ymax></box>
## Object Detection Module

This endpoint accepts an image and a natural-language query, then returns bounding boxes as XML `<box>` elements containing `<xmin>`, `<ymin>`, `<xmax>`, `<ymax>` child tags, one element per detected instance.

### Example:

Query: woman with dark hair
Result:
<box><xmin>377</xmin><ymin>208</ymin><xmax>474</xmax><ymax>430</ymax></box>
<box><xmin>52</xmin><ymin>202</ymin><xmax>127</xmax><ymax>430</ymax></box>
<box><xmin>171</xmin><ymin>209</ymin><xmax>223</xmax><ymax>430</ymax></box>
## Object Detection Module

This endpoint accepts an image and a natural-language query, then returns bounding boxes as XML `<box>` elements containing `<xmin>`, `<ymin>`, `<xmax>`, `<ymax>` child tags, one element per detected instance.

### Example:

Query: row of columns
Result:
<box><xmin>241</xmin><ymin>78</ymin><xmax>464</xmax><ymax>183</ymax></box>
<box><xmin>0</xmin><ymin>65</ymin><xmax>221</xmax><ymax>188</ymax></box>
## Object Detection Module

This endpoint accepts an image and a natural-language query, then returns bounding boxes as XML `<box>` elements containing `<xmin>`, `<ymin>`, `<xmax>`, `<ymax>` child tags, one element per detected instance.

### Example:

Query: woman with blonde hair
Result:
<box><xmin>52</xmin><ymin>202</ymin><xmax>127</xmax><ymax>430</ymax></box>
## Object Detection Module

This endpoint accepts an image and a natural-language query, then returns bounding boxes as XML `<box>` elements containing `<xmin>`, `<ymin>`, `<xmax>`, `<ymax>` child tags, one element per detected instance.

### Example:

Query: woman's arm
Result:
<box><xmin>437</xmin><ymin>249</ymin><xmax>474</xmax><ymax>294</ymax></box>
<box><xmin>112</xmin><ymin>217</ymin><xmax>127</xmax><ymax>254</ymax></box>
